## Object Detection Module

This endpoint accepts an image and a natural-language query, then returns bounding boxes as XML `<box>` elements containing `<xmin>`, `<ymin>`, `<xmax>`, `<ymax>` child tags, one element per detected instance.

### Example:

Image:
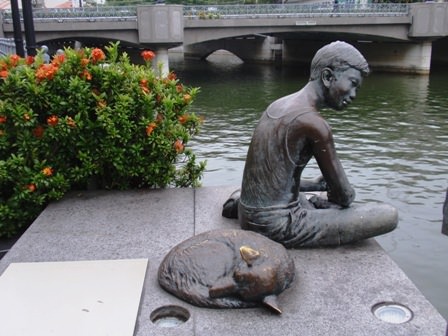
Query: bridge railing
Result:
<box><xmin>183</xmin><ymin>3</ymin><xmax>410</xmax><ymax>19</ymax></box>
<box><xmin>1</xmin><ymin>6</ymin><xmax>137</xmax><ymax>22</ymax></box>
<box><xmin>0</xmin><ymin>38</ymin><xmax>18</xmax><ymax>56</ymax></box>
<box><xmin>0</xmin><ymin>3</ymin><xmax>409</xmax><ymax>23</ymax></box>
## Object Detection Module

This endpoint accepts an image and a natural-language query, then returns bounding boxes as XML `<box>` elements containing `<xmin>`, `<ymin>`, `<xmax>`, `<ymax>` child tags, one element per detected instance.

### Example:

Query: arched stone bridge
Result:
<box><xmin>0</xmin><ymin>3</ymin><xmax>447</xmax><ymax>74</ymax></box>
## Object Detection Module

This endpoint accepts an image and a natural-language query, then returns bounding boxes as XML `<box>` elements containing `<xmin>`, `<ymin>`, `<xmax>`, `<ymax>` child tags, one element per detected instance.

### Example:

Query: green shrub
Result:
<box><xmin>0</xmin><ymin>43</ymin><xmax>205</xmax><ymax>237</ymax></box>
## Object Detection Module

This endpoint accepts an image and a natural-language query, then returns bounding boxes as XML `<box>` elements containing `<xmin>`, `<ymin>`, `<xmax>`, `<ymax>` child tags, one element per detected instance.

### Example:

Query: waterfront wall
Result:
<box><xmin>357</xmin><ymin>41</ymin><xmax>432</xmax><ymax>74</ymax></box>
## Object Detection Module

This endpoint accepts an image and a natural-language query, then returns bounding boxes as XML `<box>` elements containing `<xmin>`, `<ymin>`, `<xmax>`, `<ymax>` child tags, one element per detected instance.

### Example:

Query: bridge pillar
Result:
<box><xmin>136</xmin><ymin>5</ymin><xmax>183</xmax><ymax>77</ymax></box>
<box><xmin>154</xmin><ymin>48</ymin><xmax>170</xmax><ymax>77</ymax></box>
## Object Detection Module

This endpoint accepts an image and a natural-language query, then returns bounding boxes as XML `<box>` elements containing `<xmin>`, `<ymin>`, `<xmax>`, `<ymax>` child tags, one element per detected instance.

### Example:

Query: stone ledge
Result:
<box><xmin>0</xmin><ymin>187</ymin><xmax>446</xmax><ymax>336</ymax></box>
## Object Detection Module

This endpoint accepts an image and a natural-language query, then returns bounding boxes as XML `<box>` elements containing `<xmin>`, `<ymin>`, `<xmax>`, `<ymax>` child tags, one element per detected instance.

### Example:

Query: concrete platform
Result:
<box><xmin>0</xmin><ymin>186</ymin><xmax>446</xmax><ymax>336</ymax></box>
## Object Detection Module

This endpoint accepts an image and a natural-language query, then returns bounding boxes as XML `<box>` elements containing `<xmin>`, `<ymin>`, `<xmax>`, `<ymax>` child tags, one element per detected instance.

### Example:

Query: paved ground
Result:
<box><xmin>0</xmin><ymin>186</ymin><xmax>446</xmax><ymax>335</ymax></box>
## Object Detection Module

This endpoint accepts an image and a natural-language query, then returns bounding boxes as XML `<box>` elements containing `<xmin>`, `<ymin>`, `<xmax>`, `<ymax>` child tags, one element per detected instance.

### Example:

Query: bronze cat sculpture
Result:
<box><xmin>158</xmin><ymin>229</ymin><xmax>295</xmax><ymax>314</ymax></box>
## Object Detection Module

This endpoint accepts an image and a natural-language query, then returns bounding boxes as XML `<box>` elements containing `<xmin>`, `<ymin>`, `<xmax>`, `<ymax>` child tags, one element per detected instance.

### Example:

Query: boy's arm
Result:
<box><xmin>299</xmin><ymin>175</ymin><xmax>327</xmax><ymax>191</ymax></box>
<box><xmin>308</xmin><ymin>120</ymin><xmax>355</xmax><ymax>207</ymax></box>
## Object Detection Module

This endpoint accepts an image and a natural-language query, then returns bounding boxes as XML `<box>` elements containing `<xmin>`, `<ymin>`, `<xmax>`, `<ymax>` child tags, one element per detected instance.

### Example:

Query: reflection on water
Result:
<box><xmin>171</xmin><ymin>55</ymin><xmax>448</xmax><ymax>319</ymax></box>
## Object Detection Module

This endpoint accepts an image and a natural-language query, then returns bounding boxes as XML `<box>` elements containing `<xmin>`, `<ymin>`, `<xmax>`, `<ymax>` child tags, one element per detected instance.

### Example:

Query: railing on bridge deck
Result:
<box><xmin>183</xmin><ymin>3</ymin><xmax>410</xmax><ymax>19</ymax></box>
<box><xmin>0</xmin><ymin>3</ymin><xmax>409</xmax><ymax>23</ymax></box>
<box><xmin>0</xmin><ymin>6</ymin><xmax>138</xmax><ymax>22</ymax></box>
<box><xmin>0</xmin><ymin>37</ymin><xmax>18</xmax><ymax>56</ymax></box>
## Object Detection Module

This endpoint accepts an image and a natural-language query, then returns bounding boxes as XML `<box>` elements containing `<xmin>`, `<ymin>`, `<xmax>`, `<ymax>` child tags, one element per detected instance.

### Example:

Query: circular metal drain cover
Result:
<box><xmin>150</xmin><ymin>305</ymin><xmax>190</xmax><ymax>328</ymax></box>
<box><xmin>372</xmin><ymin>302</ymin><xmax>413</xmax><ymax>324</ymax></box>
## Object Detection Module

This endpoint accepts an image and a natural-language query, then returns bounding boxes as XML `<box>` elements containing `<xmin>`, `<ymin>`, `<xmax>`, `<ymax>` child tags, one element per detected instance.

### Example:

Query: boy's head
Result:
<box><xmin>309</xmin><ymin>41</ymin><xmax>370</xmax><ymax>81</ymax></box>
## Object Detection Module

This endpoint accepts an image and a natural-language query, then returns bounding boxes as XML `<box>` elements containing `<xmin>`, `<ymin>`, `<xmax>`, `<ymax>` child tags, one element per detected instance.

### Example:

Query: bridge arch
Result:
<box><xmin>205</xmin><ymin>49</ymin><xmax>243</xmax><ymax>64</ymax></box>
<box><xmin>183</xmin><ymin>27</ymin><xmax>407</xmax><ymax>68</ymax></box>
<box><xmin>184</xmin><ymin>35</ymin><xmax>273</xmax><ymax>63</ymax></box>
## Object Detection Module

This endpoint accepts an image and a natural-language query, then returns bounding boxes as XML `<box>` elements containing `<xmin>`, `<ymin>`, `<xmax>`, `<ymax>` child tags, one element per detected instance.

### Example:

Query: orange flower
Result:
<box><xmin>81</xmin><ymin>58</ymin><xmax>89</xmax><ymax>67</ymax></box>
<box><xmin>25</xmin><ymin>55</ymin><xmax>34</xmax><ymax>65</ymax></box>
<box><xmin>146</xmin><ymin>122</ymin><xmax>157</xmax><ymax>136</ymax></box>
<box><xmin>32</xmin><ymin>125</ymin><xmax>44</xmax><ymax>138</ymax></box>
<box><xmin>167</xmin><ymin>72</ymin><xmax>177</xmax><ymax>81</ymax></box>
<box><xmin>42</xmin><ymin>167</ymin><xmax>53</xmax><ymax>177</ymax></box>
<box><xmin>66</xmin><ymin>117</ymin><xmax>76</xmax><ymax>128</ymax></box>
<box><xmin>178</xmin><ymin>114</ymin><xmax>188</xmax><ymax>124</ymax></box>
<box><xmin>174</xmin><ymin>139</ymin><xmax>184</xmax><ymax>153</ymax></box>
<box><xmin>0</xmin><ymin>70</ymin><xmax>8</xmax><ymax>79</ymax></box>
<box><xmin>176</xmin><ymin>84</ymin><xmax>184</xmax><ymax>93</ymax></box>
<box><xmin>140</xmin><ymin>79</ymin><xmax>150</xmax><ymax>94</ymax></box>
<box><xmin>141</xmin><ymin>50</ymin><xmax>155</xmax><ymax>62</ymax></box>
<box><xmin>97</xmin><ymin>100</ymin><xmax>107</xmax><ymax>109</ymax></box>
<box><xmin>183</xmin><ymin>94</ymin><xmax>192</xmax><ymax>104</ymax></box>
<box><xmin>0</xmin><ymin>115</ymin><xmax>6</xmax><ymax>124</ymax></box>
<box><xmin>27</xmin><ymin>183</ymin><xmax>36</xmax><ymax>192</ymax></box>
<box><xmin>36</xmin><ymin>64</ymin><xmax>58</xmax><ymax>81</ymax></box>
<box><xmin>81</xmin><ymin>69</ymin><xmax>92</xmax><ymax>80</ymax></box>
<box><xmin>9</xmin><ymin>54</ymin><xmax>20</xmax><ymax>67</ymax></box>
<box><xmin>51</xmin><ymin>54</ymin><xmax>65</xmax><ymax>66</ymax></box>
<box><xmin>91</xmin><ymin>48</ymin><xmax>105</xmax><ymax>63</ymax></box>
<box><xmin>47</xmin><ymin>115</ymin><xmax>59</xmax><ymax>126</ymax></box>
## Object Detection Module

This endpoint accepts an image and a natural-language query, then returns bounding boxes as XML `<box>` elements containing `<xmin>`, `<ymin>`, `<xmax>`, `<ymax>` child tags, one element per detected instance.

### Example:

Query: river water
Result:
<box><xmin>170</xmin><ymin>53</ymin><xmax>448</xmax><ymax>320</ymax></box>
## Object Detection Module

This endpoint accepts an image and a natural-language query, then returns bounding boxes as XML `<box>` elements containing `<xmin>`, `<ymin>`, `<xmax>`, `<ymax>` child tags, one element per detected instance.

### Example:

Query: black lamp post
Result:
<box><xmin>10</xmin><ymin>0</ymin><xmax>25</xmax><ymax>56</ymax></box>
<box><xmin>21</xmin><ymin>0</ymin><xmax>37</xmax><ymax>56</ymax></box>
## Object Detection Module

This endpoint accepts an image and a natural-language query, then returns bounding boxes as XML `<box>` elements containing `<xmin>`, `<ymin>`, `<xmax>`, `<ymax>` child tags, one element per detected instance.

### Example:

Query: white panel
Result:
<box><xmin>0</xmin><ymin>259</ymin><xmax>148</xmax><ymax>336</ymax></box>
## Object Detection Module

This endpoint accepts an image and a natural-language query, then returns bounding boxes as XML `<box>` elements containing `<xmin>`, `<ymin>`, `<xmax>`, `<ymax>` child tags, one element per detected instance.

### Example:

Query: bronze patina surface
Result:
<box><xmin>158</xmin><ymin>229</ymin><xmax>295</xmax><ymax>313</ymax></box>
<box><xmin>223</xmin><ymin>41</ymin><xmax>398</xmax><ymax>247</ymax></box>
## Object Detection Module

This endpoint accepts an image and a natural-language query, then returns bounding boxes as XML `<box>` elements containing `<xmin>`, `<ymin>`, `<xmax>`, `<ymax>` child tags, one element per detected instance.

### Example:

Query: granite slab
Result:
<box><xmin>0</xmin><ymin>186</ymin><xmax>446</xmax><ymax>335</ymax></box>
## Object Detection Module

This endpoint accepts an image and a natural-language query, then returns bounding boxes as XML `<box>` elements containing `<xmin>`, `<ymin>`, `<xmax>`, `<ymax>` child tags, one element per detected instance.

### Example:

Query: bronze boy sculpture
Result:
<box><xmin>223</xmin><ymin>41</ymin><xmax>398</xmax><ymax>247</ymax></box>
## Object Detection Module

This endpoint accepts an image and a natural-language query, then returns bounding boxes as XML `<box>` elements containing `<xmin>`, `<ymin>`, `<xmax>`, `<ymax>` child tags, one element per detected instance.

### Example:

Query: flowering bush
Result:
<box><xmin>0</xmin><ymin>42</ymin><xmax>205</xmax><ymax>237</ymax></box>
